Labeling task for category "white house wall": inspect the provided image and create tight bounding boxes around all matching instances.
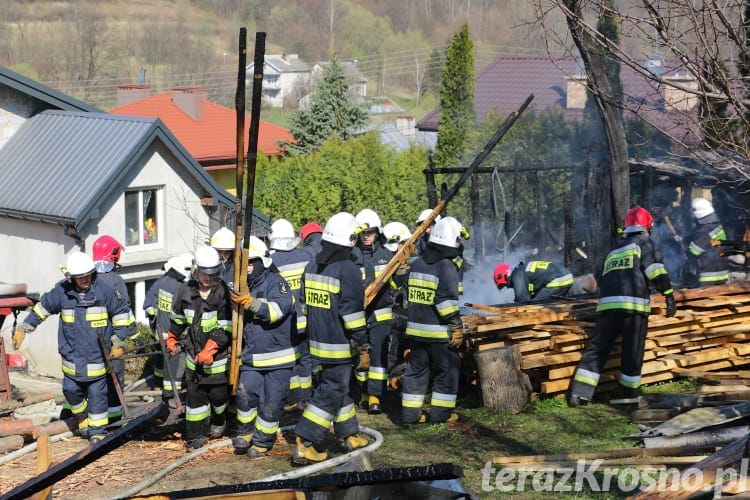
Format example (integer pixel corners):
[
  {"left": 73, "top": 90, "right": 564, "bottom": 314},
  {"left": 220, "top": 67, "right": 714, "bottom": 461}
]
[{"left": 0, "top": 89, "right": 34, "bottom": 148}]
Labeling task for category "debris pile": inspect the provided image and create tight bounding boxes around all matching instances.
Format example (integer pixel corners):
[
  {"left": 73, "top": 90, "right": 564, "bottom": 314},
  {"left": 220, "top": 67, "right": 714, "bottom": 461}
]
[{"left": 463, "top": 281, "right": 750, "bottom": 398}]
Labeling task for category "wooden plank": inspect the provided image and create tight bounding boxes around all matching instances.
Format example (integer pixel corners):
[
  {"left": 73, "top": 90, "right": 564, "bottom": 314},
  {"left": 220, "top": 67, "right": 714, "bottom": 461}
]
[{"left": 492, "top": 445, "right": 717, "bottom": 465}]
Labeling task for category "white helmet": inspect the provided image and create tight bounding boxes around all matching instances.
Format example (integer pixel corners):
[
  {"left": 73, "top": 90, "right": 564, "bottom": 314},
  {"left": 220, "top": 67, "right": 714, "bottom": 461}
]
[
  {"left": 692, "top": 197, "right": 714, "bottom": 219},
  {"left": 195, "top": 245, "right": 222, "bottom": 275},
  {"left": 383, "top": 221, "right": 412, "bottom": 252},
  {"left": 247, "top": 235, "right": 272, "bottom": 268},
  {"left": 269, "top": 218, "right": 300, "bottom": 251},
  {"left": 165, "top": 253, "right": 194, "bottom": 279},
  {"left": 356, "top": 208, "right": 382, "bottom": 233},
  {"left": 210, "top": 227, "right": 235, "bottom": 251},
  {"left": 67, "top": 251, "right": 96, "bottom": 278},
  {"left": 323, "top": 212, "right": 361, "bottom": 247},
  {"left": 416, "top": 209, "right": 441, "bottom": 226},
  {"left": 429, "top": 216, "right": 462, "bottom": 249}
]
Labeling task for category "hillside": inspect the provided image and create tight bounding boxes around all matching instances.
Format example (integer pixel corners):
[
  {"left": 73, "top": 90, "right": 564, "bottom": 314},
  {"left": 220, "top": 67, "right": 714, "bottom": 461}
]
[{"left": 0, "top": 1, "right": 554, "bottom": 112}]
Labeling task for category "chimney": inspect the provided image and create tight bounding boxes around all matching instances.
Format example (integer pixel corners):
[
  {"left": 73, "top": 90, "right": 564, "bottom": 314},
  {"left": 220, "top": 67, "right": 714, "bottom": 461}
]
[
  {"left": 172, "top": 87, "right": 208, "bottom": 121},
  {"left": 396, "top": 115, "right": 416, "bottom": 137},
  {"left": 565, "top": 75, "right": 587, "bottom": 109},
  {"left": 663, "top": 73, "right": 698, "bottom": 112},
  {"left": 116, "top": 84, "right": 151, "bottom": 107}
]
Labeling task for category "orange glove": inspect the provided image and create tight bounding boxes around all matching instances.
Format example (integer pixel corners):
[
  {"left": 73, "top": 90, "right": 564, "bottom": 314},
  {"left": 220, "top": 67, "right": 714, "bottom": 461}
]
[
  {"left": 12, "top": 329, "right": 26, "bottom": 350},
  {"left": 165, "top": 331, "right": 182, "bottom": 356},
  {"left": 230, "top": 289, "right": 254, "bottom": 307},
  {"left": 195, "top": 339, "right": 219, "bottom": 365},
  {"left": 356, "top": 351, "right": 371, "bottom": 371}
]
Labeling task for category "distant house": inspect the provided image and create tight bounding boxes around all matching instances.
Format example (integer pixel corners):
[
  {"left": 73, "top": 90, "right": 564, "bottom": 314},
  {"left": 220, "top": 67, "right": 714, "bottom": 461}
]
[
  {"left": 417, "top": 55, "right": 699, "bottom": 146},
  {"left": 311, "top": 60, "right": 367, "bottom": 100},
  {"left": 110, "top": 86, "right": 295, "bottom": 192},
  {"left": 246, "top": 54, "right": 313, "bottom": 108}
]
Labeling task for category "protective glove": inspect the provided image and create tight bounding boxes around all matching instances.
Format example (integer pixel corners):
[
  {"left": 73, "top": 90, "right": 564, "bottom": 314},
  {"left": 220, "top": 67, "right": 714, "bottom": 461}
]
[
  {"left": 165, "top": 331, "right": 182, "bottom": 356},
  {"left": 110, "top": 335, "right": 125, "bottom": 358},
  {"left": 356, "top": 351, "right": 371, "bottom": 371},
  {"left": 195, "top": 339, "right": 220, "bottom": 365},
  {"left": 729, "top": 254, "right": 747, "bottom": 265},
  {"left": 665, "top": 294, "right": 677, "bottom": 318},
  {"left": 148, "top": 314, "right": 157, "bottom": 331},
  {"left": 230, "top": 289, "right": 261, "bottom": 312},
  {"left": 12, "top": 329, "right": 26, "bottom": 350},
  {"left": 448, "top": 327, "right": 465, "bottom": 350},
  {"left": 673, "top": 235, "right": 683, "bottom": 244}
]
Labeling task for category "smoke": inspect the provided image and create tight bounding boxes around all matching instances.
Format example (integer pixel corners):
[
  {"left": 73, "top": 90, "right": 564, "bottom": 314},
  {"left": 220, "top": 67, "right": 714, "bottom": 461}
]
[
  {"left": 650, "top": 221, "right": 687, "bottom": 284},
  {"left": 461, "top": 248, "right": 536, "bottom": 308}
]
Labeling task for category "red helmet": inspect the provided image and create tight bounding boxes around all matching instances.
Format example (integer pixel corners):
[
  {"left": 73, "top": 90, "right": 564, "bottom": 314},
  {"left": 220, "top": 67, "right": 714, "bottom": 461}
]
[
  {"left": 624, "top": 206, "right": 653, "bottom": 231},
  {"left": 494, "top": 263, "right": 512, "bottom": 288},
  {"left": 300, "top": 222, "right": 323, "bottom": 241},
  {"left": 92, "top": 235, "right": 124, "bottom": 263}
]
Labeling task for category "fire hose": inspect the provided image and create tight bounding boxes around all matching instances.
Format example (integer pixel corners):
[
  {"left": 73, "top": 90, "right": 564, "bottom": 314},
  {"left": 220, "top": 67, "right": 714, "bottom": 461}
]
[{"left": 113, "top": 425, "right": 384, "bottom": 499}]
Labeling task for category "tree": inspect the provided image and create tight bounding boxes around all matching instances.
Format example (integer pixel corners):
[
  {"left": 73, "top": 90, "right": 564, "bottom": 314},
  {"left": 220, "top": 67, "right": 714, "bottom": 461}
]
[
  {"left": 284, "top": 57, "right": 369, "bottom": 155},
  {"left": 535, "top": 1, "right": 750, "bottom": 180},
  {"left": 255, "top": 132, "right": 428, "bottom": 227},
  {"left": 433, "top": 23, "right": 475, "bottom": 169}
]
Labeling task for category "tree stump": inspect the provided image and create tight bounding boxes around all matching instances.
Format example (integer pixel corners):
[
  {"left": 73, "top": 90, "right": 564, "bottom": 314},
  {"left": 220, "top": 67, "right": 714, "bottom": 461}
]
[{"left": 473, "top": 345, "right": 532, "bottom": 413}]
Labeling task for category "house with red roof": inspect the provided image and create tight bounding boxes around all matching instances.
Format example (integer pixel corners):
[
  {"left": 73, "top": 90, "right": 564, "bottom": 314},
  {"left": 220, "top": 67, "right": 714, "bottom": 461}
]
[{"left": 110, "top": 85, "right": 294, "bottom": 193}]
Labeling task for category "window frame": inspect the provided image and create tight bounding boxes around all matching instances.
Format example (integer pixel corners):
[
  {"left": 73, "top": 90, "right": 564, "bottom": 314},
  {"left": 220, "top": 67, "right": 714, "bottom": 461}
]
[{"left": 124, "top": 186, "right": 163, "bottom": 249}]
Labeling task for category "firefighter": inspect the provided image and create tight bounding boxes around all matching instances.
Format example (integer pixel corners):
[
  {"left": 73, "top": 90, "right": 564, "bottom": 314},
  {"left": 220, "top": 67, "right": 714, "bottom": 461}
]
[
  {"left": 91, "top": 235, "right": 137, "bottom": 422},
  {"left": 167, "top": 245, "right": 232, "bottom": 449},
  {"left": 494, "top": 260, "right": 575, "bottom": 303},
  {"left": 292, "top": 212, "right": 370, "bottom": 466},
  {"left": 299, "top": 221, "right": 324, "bottom": 258},
  {"left": 687, "top": 197, "right": 729, "bottom": 287},
  {"left": 267, "top": 219, "right": 315, "bottom": 413},
  {"left": 143, "top": 253, "right": 193, "bottom": 422},
  {"left": 210, "top": 226, "right": 236, "bottom": 288},
  {"left": 229, "top": 236, "right": 296, "bottom": 458},
  {"left": 12, "top": 251, "right": 132, "bottom": 443},
  {"left": 568, "top": 206, "right": 677, "bottom": 406},
  {"left": 352, "top": 208, "right": 394, "bottom": 415},
  {"left": 401, "top": 217, "right": 464, "bottom": 425},
  {"left": 382, "top": 221, "right": 413, "bottom": 390},
  {"left": 414, "top": 209, "right": 441, "bottom": 256}
]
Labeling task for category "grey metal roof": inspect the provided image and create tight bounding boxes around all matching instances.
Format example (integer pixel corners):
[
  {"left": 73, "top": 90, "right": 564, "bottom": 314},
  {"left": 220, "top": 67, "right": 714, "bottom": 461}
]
[
  {"left": 247, "top": 54, "right": 311, "bottom": 75},
  {"left": 0, "top": 66, "right": 101, "bottom": 112},
  {"left": 0, "top": 110, "right": 235, "bottom": 229}
]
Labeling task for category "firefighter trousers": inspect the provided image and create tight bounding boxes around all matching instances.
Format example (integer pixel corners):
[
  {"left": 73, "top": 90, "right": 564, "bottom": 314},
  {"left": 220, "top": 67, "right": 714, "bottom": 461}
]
[
  {"left": 295, "top": 363, "right": 359, "bottom": 446},
  {"left": 236, "top": 367, "right": 292, "bottom": 449},
  {"left": 184, "top": 380, "right": 230, "bottom": 442},
  {"left": 63, "top": 375, "right": 108, "bottom": 437},
  {"left": 287, "top": 341, "right": 313, "bottom": 405},
  {"left": 365, "top": 321, "right": 391, "bottom": 397},
  {"left": 107, "top": 358, "right": 126, "bottom": 421},
  {"left": 570, "top": 312, "right": 648, "bottom": 400},
  {"left": 401, "top": 340, "right": 460, "bottom": 424}
]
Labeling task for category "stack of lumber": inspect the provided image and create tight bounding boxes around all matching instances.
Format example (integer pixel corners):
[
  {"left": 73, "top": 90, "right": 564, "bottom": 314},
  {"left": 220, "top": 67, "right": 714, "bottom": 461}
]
[{"left": 463, "top": 281, "right": 750, "bottom": 397}]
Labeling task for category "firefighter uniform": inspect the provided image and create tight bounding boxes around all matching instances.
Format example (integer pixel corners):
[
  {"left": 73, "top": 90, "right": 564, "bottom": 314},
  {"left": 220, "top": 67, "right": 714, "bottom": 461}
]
[
  {"left": 234, "top": 259, "right": 296, "bottom": 452},
  {"left": 688, "top": 212, "right": 729, "bottom": 286},
  {"left": 95, "top": 269, "right": 136, "bottom": 420},
  {"left": 294, "top": 242, "right": 368, "bottom": 449},
  {"left": 19, "top": 276, "right": 132, "bottom": 439},
  {"left": 401, "top": 219, "right": 463, "bottom": 425},
  {"left": 570, "top": 217, "right": 674, "bottom": 402},
  {"left": 170, "top": 276, "right": 232, "bottom": 446},
  {"left": 352, "top": 235, "right": 394, "bottom": 407},
  {"left": 510, "top": 261, "right": 574, "bottom": 302},
  {"left": 271, "top": 246, "right": 314, "bottom": 408},
  {"left": 144, "top": 266, "right": 188, "bottom": 408}
]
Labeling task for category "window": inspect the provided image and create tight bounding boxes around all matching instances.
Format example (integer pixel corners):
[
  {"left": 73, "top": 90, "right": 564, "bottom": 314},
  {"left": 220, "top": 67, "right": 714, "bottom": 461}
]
[{"left": 125, "top": 188, "right": 160, "bottom": 246}]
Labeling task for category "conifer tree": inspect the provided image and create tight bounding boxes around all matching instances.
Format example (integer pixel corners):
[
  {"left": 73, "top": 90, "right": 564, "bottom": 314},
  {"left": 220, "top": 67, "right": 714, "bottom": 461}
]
[
  {"left": 433, "top": 23, "right": 475, "bottom": 168},
  {"left": 284, "top": 57, "right": 369, "bottom": 155}
]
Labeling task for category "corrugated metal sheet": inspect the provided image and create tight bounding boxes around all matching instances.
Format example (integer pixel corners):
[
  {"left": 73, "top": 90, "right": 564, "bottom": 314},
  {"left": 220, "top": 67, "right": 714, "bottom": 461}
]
[{"left": 0, "top": 111, "right": 237, "bottom": 228}]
